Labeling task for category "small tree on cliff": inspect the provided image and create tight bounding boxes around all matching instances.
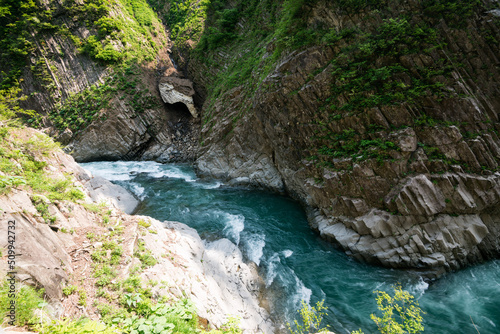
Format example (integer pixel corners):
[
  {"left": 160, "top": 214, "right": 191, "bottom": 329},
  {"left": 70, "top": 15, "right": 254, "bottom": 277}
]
[
  {"left": 352, "top": 284, "right": 425, "bottom": 334},
  {"left": 289, "top": 285, "right": 425, "bottom": 334}
]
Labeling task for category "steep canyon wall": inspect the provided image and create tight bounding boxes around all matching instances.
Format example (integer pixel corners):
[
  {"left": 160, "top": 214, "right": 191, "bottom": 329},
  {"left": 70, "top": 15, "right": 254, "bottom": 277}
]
[{"left": 177, "top": 0, "right": 500, "bottom": 276}]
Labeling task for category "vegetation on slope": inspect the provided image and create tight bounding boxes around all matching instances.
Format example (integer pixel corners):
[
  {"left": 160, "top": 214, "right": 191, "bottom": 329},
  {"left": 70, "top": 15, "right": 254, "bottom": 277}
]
[
  {"left": 0, "top": 0, "right": 163, "bottom": 87},
  {"left": 152, "top": 0, "right": 499, "bottom": 173},
  {"left": 48, "top": 64, "right": 160, "bottom": 133},
  {"left": 0, "top": 90, "right": 243, "bottom": 333},
  {"left": 0, "top": 0, "right": 168, "bottom": 135},
  {"left": 0, "top": 88, "right": 85, "bottom": 205}
]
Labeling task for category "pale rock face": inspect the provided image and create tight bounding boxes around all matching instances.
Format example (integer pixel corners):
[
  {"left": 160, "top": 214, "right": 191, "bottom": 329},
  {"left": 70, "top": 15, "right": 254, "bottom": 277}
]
[
  {"left": 158, "top": 77, "right": 198, "bottom": 118},
  {"left": 0, "top": 129, "right": 272, "bottom": 332},
  {"left": 83, "top": 175, "right": 139, "bottom": 214},
  {"left": 142, "top": 221, "right": 274, "bottom": 333}
]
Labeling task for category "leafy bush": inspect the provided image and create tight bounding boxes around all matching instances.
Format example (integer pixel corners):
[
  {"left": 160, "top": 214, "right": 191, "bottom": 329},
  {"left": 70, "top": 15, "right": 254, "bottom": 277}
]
[
  {"left": 352, "top": 285, "right": 425, "bottom": 334},
  {"left": 35, "top": 318, "right": 120, "bottom": 334},
  {"left": 288, "top": 286, "right": 424, "bottom": 334},
  {"left": 96, "top": 17, "right": 122, "bottom": 37},
  {"left": 0, "top": 280, "right": 45, "bottom": 326},
  {"left": 62, "top": 285, "right": 77, "bottom": 296},
  {"left": 165, "top": 0, "right": 211, "bottom": 48},
  {"left": 113, "top": 299, "right": 198, "bottom": 334},
  {"left": 287, "top": 300, "right": 329, "bottom": 334},
  {"left": 0, "top": 85, "right": 35, "bottom": 121}
]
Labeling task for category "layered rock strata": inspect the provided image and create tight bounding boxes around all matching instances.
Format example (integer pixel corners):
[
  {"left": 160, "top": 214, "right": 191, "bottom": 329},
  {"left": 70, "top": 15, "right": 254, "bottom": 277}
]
[
  {"left": 14, "top": 0, "right": 200, "bottom": 163},
  {"left": 192, "top": 0, "right": 500, "bottom": 275}
]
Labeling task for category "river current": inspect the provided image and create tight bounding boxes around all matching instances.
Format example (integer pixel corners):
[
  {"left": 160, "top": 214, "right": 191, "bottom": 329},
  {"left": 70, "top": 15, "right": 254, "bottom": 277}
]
[{"left": 81, "top": 161, "right": 500, "bottom": 334}]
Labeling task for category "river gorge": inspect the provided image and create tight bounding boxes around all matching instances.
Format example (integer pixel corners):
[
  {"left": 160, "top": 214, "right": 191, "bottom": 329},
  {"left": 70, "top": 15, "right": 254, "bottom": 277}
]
[
  {"left": 2, "top": 0, "right": 500, "bottom": 332},
  {"left": 82, "top": 161, "right": 500, "bottom": 334}
]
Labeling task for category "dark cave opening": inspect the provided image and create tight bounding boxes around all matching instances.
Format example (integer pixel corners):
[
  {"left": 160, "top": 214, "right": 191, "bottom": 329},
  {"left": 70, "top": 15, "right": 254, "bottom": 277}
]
[{"left": 165, "top": 101, "right": 193, "bottom": 120}]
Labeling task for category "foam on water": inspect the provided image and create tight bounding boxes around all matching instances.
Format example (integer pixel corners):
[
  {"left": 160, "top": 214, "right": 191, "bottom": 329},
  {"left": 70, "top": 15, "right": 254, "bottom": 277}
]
[
  {"left": 222, "top": 213, "right": 245, "bottom": 245},
  {"left": 282, "top": 250, "right": 293, "bottom": 258},
  {"left": 82, "top": 161, "right": 138, "bottom": 181},
  {"left": 196, "top": 181, "right": 222, "bottom": 189},
  {"left": 410, "top": 277, "right": 429, "bottom": 298},
  {"left": 129, "top": 182, "right": 146, "bottom": 200},
  {"left": 291, "top": 275, "right": 312, "bottom": 306},
  {"left": 265, "top": 253, "right": 281, "bottom": 287},
  {"left": 81, "top": 161, "right": 196, "bottom": 183},
  {"left": 245, "top": 234, "right": 266, "bottom": 266},
  {"left": 149, "top": 166, "right": 196, "bottom": 182}
]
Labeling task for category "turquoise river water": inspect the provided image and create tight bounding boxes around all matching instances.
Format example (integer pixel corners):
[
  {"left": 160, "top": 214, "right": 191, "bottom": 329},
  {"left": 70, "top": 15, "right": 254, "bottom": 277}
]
[{"left": 81, "top": 161, "right": 500, "bottom": 334}]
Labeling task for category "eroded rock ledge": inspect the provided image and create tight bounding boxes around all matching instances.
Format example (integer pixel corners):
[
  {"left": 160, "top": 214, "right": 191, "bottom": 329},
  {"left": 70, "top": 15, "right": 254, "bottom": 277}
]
[{"left": 159, "top": 77, "right": 198, "bottom": 118}]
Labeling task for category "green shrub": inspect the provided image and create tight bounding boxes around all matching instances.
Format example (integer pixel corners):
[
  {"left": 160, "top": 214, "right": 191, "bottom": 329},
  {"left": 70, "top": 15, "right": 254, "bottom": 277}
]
[
  {"left": 35, "top": 318, "right": 120, "bottom": 334},
  {"left": 0, "top": 280, "right": 45, "bottom": 326},
  {"left": 62, "top": 285, "right": 77, "bottom": 296},
  {"left": 287, "top": 300, "right": 328, "bottom": 334},
  {"left": 0, "top": 85, "right": 35, "bottom": 121},
  {"left": 113, "top": 299, "right": 198, "bottom": 334},
  {"left": 288, "top": 286, "right": 424, "bottom": 334},
  {"left": 352, "top": 285, "right": 424, "bottom": 334}
]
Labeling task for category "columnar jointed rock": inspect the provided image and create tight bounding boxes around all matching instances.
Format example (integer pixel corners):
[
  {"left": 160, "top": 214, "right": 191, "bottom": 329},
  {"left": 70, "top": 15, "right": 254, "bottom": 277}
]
[{"left": 159, "top": 77, "right": 198, "bottom": 118}]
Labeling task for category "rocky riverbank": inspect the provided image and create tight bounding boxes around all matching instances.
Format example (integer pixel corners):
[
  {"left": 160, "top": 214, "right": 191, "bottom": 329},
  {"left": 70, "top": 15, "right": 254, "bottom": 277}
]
[{"left": 0, "top": 127, "right": 273, "bottom": 333}]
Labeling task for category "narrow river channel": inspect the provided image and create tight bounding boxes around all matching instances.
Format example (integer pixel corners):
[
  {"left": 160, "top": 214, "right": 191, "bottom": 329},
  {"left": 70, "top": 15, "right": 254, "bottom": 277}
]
[{"left": 81, "top": 161, "right": 500, "bottom": 334}]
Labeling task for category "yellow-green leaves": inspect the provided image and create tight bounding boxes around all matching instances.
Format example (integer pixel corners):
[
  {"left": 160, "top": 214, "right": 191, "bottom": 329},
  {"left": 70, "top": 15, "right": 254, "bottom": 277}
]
[
  {"left": 370, "top": 285, "right": 425, "bottom": 334},
  {"left": 287, "top": 300, "right": 329, "bottom": 334}
]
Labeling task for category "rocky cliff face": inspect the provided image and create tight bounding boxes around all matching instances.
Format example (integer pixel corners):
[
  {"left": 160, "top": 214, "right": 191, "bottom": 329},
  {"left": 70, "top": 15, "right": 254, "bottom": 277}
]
[
  {"left": 8, "top": 0, "right": 200, "bottom": 163},
  {"left": 8, "top": 0, "right": 500, "bottom": 277},
  {"left": 185, "top": 0, "right": 500, "bottom": 276}
]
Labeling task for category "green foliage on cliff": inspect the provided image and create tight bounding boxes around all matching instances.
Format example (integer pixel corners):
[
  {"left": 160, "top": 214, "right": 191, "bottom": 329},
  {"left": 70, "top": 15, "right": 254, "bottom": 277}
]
[
  {"left": 0, "top": 85, "right": 35, "bottom": 122},
  {"left": 0, "top": 0, "right": 165, "bottom": 92},
  {"left": 160, "top": 0, "right": 492, "bottom": 173},
  {"left": 328, "top": 18, "right": 447, "bottom": 113},
  {"left": 171, "top": 0, "right": 490, "bottom": 172},
  {"left": 352, "top": 285, "right": 425, "bottom": 334},
  {"left": 0, "top": 281, "right": 45, "bottom": 327},
  {"left": 164, "top": 0, "right": 484, "bottom": 110},
  {"left": 162, "top": 0, "right": 211, "bottom": 47},
  {"left": 0, "top": 0, "right": 37, "bottom": 88},
  {"left": 0, "top": 90, "right": 85, "bottom": 202},
  {"left": 49, "top": 64, "right": 160, "bottom": 133},
  {"left": 0, "top": 125, "right": 85, "bottom": 201},
  {"left": 79, "top": 0, "right": 164, "bottom": 64}
]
